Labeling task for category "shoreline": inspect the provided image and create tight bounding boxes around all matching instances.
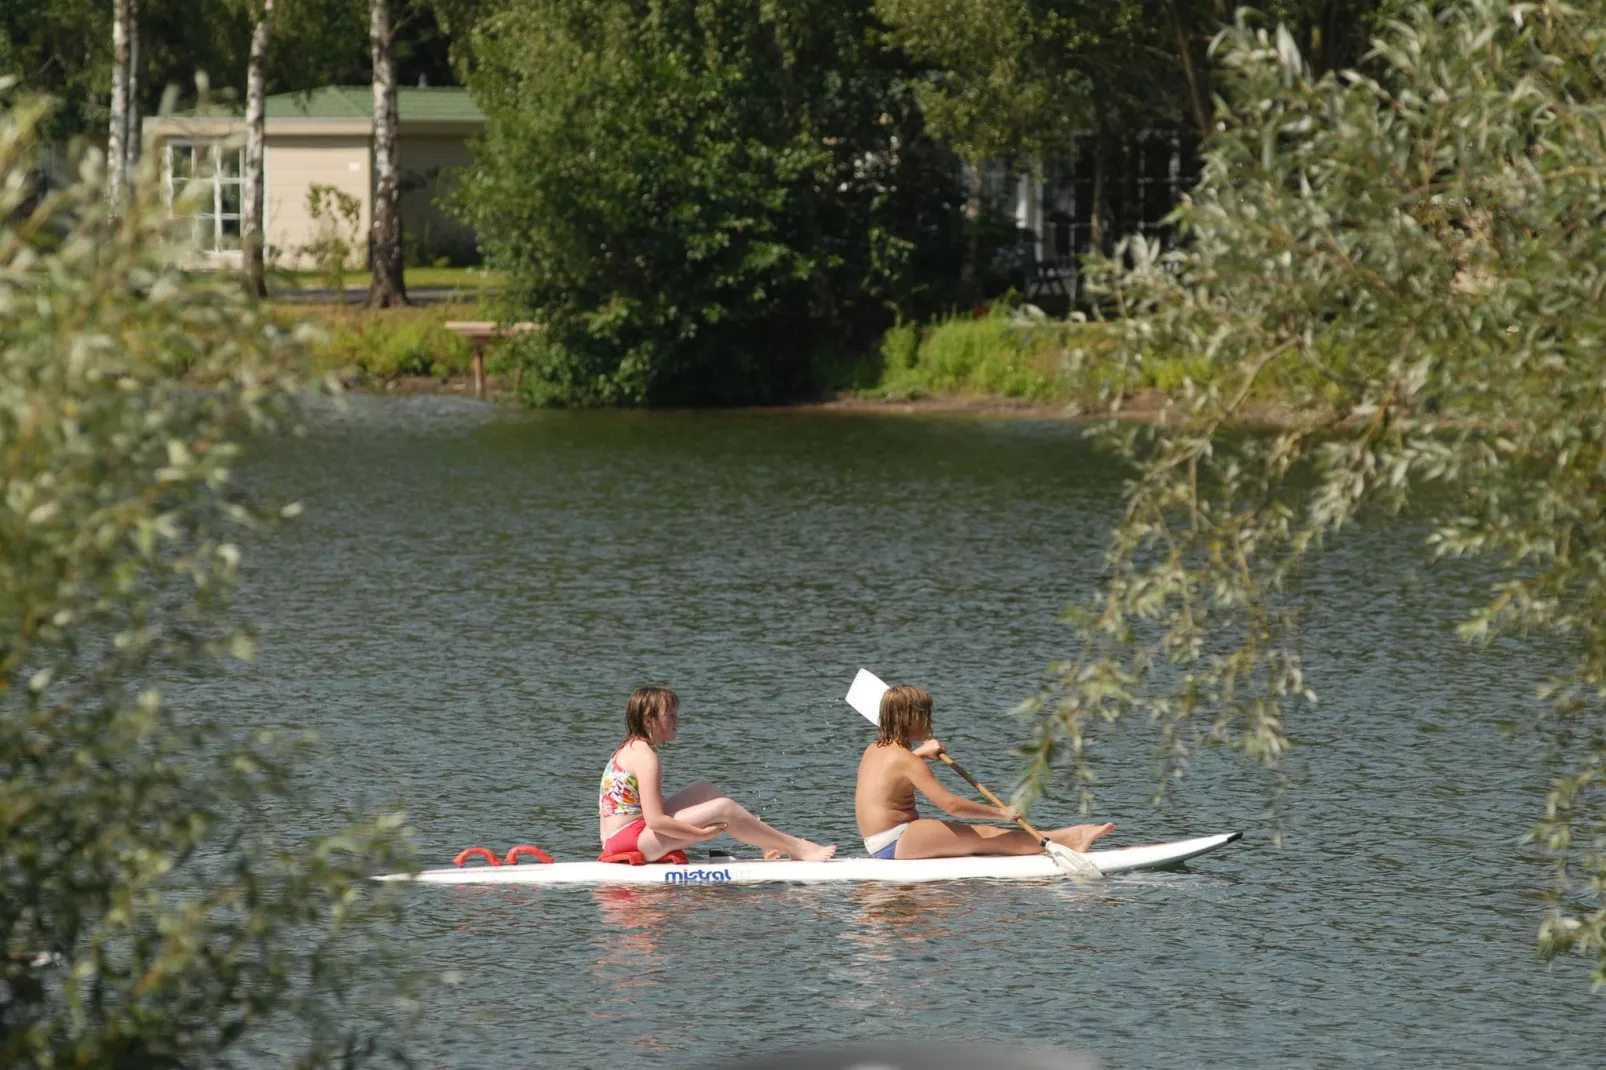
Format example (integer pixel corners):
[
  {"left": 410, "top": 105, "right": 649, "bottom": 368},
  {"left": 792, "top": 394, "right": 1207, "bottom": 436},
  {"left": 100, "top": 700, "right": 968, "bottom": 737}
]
[{"left": 362, "top": 373, "right": 1307, "bottom": 426}]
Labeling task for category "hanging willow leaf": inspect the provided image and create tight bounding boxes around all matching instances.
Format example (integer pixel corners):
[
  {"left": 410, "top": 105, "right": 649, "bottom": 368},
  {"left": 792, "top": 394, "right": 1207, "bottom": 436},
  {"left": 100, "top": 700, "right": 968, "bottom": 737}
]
[
  {"left": 1022, "top": 0, "right": 1606, "bottom": 988},
  {"left": 1, "top": 92, "right": 416, "bottom": 1067}
]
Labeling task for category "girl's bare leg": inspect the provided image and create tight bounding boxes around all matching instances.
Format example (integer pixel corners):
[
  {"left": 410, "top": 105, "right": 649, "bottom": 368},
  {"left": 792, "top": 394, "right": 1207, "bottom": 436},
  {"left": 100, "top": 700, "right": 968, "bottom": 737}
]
[
  {"left": 663, "top": 780, "right": 721, "bottom": 810},
  {"left": 635, "top": 783, "right": 836, "bottom": 862},
  {"left": 634, "top": 781, "right": 720, "bottom": 860},
  {"left": 635, "top": 827, "right": 703, "bottom": 861},
  {"left": 895, "top": 819, "right": 1114, "bottom": 859}
]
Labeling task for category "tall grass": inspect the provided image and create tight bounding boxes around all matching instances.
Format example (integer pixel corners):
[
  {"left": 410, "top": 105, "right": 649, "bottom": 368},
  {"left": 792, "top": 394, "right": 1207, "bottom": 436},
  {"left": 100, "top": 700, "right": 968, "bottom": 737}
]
[
  {"left": 876, "top": 308, "right": 1074, "bottom": 399},
  {"left": 289, "top": 304, "right": 477, "bottom": 382},
  {"left": 870, "top": 307, "right": 1230, "bottom": 405}
]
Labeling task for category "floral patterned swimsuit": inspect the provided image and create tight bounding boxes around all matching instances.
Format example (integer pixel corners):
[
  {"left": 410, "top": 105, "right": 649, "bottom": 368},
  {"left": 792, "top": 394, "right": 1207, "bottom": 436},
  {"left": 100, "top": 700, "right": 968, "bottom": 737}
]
[{"left": 599, "top": 747, "right": 646, "bottom": 852}]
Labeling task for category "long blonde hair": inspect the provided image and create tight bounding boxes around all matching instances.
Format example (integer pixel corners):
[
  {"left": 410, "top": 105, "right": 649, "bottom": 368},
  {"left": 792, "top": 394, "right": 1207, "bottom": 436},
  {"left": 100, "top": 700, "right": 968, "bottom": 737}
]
[
  {"left": 877, "top": 685, "right": 932, "bottom": 748},
  {"left": 624, "top": 686, "right": 678, "bottom": 746}
]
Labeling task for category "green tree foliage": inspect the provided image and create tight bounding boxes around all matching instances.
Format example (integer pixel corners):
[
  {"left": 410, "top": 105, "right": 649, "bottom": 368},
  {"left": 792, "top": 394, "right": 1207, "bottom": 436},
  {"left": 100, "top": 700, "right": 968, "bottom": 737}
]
[
  {"left": 1020, "top": 0, "right": 1606, "bottom": 986},
  {"left": 876, "top": 0, "right": 1384, "bottom": 161},
  {"left": 1158, "top": 0, "right": 1384, "bottom": 135},
  {"left": 0, "top": 94, "right": 415, "bottom": 1065},
  {"left": 875, "top": 0, "right": 1093, "bottom": 166},
  {"left": 0, "top": 1, "right": 458, "bottom": 142},
  {"left": 873, "top": 0, "right": 1105, "bottom": 290},
  {"left": 456, "top": 0, "right": 971, "bottom": 406},
  {"left": 0, "top": 1, "right": 245, "bottom": 140},
  {"left": 302, "top": 181, "right": 365, "bottom": 296}
]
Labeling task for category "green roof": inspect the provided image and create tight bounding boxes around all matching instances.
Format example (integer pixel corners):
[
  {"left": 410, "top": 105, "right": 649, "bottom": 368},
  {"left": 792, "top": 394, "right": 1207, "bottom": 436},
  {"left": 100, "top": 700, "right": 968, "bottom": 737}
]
[{"left": 263, "top": 85, "right": 482, "bottom": 123}]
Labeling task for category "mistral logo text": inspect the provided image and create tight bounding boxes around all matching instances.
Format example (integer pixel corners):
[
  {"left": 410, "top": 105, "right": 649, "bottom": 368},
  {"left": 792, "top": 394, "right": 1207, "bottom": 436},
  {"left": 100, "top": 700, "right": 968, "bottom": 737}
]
[{"left": 663, "top": 868, "right": 733, "bottom": 884}]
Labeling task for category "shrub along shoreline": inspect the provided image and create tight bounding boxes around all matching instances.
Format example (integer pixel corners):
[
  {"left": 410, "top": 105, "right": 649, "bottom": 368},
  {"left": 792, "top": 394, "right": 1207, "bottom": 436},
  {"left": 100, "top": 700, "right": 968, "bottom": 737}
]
[
  {"left": 821, "top": 307, "right": 1300, "bottom": 425},
  {"left": 284, "top": 299, "right": 1311, "bottom": 422},
  {"left": 279, "top": 302, "right": 479, "bottom": 389}
]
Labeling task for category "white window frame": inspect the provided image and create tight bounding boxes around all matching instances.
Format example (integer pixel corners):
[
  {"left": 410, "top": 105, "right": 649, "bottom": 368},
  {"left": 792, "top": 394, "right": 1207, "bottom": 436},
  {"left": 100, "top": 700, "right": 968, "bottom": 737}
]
[{"left": 163, "top": 139, "right": 247, "bottom": 256}]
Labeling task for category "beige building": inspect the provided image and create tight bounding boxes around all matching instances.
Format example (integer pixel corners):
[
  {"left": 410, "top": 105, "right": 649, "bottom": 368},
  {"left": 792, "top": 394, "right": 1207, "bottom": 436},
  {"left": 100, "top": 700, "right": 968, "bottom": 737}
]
[{"left": 142, "top": 85, "right": 484, "bottom": 269}]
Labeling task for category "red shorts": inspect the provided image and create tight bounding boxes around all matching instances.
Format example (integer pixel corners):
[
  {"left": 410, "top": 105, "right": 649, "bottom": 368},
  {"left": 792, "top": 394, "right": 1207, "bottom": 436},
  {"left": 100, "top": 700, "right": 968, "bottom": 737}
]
[{"left": 602, "top": 818, "right": 646, "bottom": 855}]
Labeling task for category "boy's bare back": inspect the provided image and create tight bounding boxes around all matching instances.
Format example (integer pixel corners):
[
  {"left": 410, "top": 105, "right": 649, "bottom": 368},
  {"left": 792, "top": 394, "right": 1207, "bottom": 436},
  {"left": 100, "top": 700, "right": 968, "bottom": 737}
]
[{"left": 855, "top": 743, "right": 922, "bottom": 838}]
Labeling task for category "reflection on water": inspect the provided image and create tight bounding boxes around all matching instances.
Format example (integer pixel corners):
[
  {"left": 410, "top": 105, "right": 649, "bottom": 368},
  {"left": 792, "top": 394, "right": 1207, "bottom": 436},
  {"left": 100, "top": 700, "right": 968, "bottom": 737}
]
[
  {"left": 591, "top": 886, "right": 678, "bottom": 979},
  {"left": 587, "top": 887, "right": 692, "bottom": 1060},
  {"left": 212, "top": 399, "right": 1606, "bottom": 1069},
  {"left": 845, "top": 882, "right": 973, "bottom": 941}
]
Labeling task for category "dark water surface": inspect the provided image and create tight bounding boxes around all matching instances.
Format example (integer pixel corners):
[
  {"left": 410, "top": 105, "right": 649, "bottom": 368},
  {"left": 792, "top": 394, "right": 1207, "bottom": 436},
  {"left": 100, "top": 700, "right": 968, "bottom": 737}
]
[{"left": 223, "top": 396, "right": 1601, "bottom": 1068}]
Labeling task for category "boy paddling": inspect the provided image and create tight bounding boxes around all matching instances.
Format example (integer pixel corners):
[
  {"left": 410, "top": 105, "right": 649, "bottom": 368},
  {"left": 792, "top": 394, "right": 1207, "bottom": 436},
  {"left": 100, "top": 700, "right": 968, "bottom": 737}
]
[{"left": 855, "top": 684, "right": 1114, "bottom": 860}]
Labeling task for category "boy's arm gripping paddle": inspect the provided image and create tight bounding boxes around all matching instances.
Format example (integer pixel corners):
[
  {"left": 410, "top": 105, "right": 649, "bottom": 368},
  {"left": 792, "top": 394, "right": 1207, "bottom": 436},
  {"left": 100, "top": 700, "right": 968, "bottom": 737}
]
[
  {"left": 931, "top": 753, "right": 1100, "bottom": 879},
  {"left": 843, "top": 669, "right": 1101, "bottom": 880}
]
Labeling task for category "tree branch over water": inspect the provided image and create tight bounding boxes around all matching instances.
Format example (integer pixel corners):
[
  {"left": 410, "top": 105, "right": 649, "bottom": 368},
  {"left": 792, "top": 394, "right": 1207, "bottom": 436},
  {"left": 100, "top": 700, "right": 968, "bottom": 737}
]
[
  {"left": 0, "top": 89, "right": 416, "bottom": 1067},
  {"left": 1019, "top": 0, "right": 1606, "bottom": 988}
]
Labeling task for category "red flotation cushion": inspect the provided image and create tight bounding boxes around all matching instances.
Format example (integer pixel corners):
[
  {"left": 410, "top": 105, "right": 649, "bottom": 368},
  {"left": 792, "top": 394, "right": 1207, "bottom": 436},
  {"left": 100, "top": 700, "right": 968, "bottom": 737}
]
[{"left": 597, "top": 849, "right": 689, "bottom": 866}]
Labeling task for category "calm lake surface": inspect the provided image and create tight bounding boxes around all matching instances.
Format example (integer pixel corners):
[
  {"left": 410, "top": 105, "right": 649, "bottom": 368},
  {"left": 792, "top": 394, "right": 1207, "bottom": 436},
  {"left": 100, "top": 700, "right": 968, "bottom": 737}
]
[{"left": 225, "top": 396, "right": 1604, "bottom": 1068}]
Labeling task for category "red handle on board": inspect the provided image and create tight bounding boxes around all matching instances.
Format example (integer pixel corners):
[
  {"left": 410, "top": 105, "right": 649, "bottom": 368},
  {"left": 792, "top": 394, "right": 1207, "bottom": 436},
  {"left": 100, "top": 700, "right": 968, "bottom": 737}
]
[{"left": 453, "top": 846, "right": 501, "bottom": 867}]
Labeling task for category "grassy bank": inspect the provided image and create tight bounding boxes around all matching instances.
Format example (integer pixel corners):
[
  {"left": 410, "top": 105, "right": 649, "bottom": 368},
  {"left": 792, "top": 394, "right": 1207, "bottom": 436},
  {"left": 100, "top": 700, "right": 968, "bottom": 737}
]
[
  {"left": 274, "top": 297, "right": 1217, "bottom": 412},
  {"left": 270, "top": 266, "right": 505, "bottom": 298},
  {"left": 865, "top": 307, "right": 1211, "bottom": 411},
  {"left": 275, "top": 301, "right": 482, "bottom": 386}
]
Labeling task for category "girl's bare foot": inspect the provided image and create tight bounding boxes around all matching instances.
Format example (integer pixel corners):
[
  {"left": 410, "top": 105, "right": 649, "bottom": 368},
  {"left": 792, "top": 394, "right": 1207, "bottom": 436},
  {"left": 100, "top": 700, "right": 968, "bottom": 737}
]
[
  {"left": 1051, "top": 822, "right": 1116, "bottom": 853},
  {"left": 795, "top": 842, "right": 837, "bottom": 862}
]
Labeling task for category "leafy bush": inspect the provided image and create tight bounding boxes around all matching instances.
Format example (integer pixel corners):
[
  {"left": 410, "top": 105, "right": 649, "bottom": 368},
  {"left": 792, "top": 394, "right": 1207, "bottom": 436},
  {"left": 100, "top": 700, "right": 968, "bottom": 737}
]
[
  {"left": 1024, "top": 0, "right": 1606, "bottom": 989},
  {"left": 307, "top": 309, "right": 474, "bottom": 381},
  {"left": 1, "top": 94, "right": 414, "bottom": 1066},
  {"left": 874, "top": 308, "right": 1075, "bottom": 399},
  {"left": 456, "top": 0, "right": 974, "bottom": 406},
  {"left": 868, "top": 306, "right": 1231, "bottom": 404},
  {"left": 879, "top": 319, "right": 921, "bottom": 376},
  {"left": 922, "top": 314, "right": 1059, "bottom": 397},
  {"left": 299, "top": 183, "right": 364, "bottom": 299}
]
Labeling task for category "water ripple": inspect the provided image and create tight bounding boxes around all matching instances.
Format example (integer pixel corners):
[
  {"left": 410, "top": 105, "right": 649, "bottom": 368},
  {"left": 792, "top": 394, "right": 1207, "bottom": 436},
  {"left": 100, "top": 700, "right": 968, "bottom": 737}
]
[{"left": 195, "top": 405, "right": 1606, "bottom": 1069}]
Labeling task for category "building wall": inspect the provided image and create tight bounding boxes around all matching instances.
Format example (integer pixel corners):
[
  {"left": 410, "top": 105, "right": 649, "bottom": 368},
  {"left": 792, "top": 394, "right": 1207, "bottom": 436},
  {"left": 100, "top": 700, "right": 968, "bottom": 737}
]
[
  {"left": 399, "top": 134, "right": 479, "bottom": 265},
  {"left": 265, "top": 135, "right": 373, "bottom": 270},
  {"left": 145, "top": 118, "right": 483, "bottom": 272}
]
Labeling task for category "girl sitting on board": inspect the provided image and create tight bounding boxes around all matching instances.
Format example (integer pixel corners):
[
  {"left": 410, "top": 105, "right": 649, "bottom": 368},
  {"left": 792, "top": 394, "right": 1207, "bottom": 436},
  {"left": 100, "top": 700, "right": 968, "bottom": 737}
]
[
  {"left": 856, "top": 684, "right": 1114, "bottom": 860},
  {"left": 600, "top": 686, "right": 837, "bottom": 862}
]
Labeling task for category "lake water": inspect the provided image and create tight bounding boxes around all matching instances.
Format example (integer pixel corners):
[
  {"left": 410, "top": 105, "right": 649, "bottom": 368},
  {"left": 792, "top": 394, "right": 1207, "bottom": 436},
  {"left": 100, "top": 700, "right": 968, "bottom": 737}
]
[{"left": 227, "top": 396, "right": 1604, "bottom": 1068}]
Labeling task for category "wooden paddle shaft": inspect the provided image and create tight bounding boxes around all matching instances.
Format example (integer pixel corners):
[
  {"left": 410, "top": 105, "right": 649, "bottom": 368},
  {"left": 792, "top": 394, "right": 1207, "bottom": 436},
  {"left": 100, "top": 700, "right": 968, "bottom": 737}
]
[{"left": 937, "top": 753, "right": 1050, "bottom": 846}]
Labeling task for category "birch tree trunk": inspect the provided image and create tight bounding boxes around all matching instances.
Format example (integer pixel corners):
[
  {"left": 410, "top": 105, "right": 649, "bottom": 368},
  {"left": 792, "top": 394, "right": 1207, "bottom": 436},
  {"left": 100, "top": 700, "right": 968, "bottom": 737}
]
[
  {"left": 243, "top": 0, "right": 275, "bottom": 297},
  {"left": 125, "top": 0, "right": 141, "bottom": 177},
  {"left": 367, "top": 0, "right": 407, "bottom": 307},
  {"left": 108, "top": 0, "right": 130, "bottom": 204}
]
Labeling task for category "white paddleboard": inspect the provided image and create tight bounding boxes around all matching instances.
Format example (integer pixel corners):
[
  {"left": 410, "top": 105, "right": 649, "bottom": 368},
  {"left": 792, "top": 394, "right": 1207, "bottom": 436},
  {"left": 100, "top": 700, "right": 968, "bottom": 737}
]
[{"left": 375, "top": 831, "right": 1241, "bottom": 886}]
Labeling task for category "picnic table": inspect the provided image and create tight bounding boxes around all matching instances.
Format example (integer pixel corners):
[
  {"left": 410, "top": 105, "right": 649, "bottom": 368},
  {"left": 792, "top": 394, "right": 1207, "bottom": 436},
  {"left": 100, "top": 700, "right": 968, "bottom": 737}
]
[{"left": 443, "top": 321, "right": 540, "bottom": 399}]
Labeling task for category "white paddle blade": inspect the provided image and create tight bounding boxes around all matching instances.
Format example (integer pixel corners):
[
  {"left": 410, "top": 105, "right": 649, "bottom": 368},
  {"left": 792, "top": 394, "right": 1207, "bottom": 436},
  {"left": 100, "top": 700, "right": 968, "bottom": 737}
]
[
  {"left": 844, "top": 668, "right": 890, "bottom": 726},
  {"left": 1046, "top": 842, "right": 1102, "bottom": 880}
]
